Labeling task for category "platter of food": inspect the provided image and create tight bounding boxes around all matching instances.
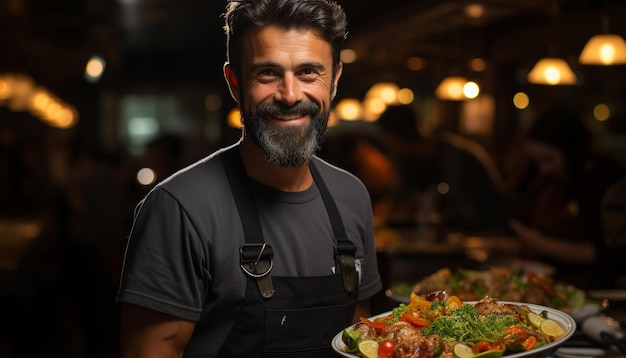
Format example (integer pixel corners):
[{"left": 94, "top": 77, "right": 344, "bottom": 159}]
[
  {"left": 332, "top": 294, "right": 576, "bottom": 358},
  {"left": 388, "top": 267, "right": 587, "bottom": 313}
]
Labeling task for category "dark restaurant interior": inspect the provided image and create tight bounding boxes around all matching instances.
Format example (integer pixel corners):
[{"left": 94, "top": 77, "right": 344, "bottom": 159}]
[{"left": 2, "top": 0, "right": 626, "bottom": 356}]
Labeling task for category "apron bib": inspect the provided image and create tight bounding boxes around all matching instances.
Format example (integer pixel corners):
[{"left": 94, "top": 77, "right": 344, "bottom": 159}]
[{"left": 216, "top": 147, "right": 358, "bottom": 357}]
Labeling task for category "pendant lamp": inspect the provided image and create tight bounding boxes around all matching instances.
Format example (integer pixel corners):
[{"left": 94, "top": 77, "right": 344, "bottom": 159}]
[
  {"left": 579, "top": 34, "right": 626, "bottom": 65},
  {"left": 579, "top": 12, "right": 626, "bottom": 66},
  {"left": 527, "top": 57, "right": 577, "bottom": 85}
]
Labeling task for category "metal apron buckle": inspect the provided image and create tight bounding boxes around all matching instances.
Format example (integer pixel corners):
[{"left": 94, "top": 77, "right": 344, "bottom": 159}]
[{"left": 240, "top": 243, "right": 275, "bottom": 299}]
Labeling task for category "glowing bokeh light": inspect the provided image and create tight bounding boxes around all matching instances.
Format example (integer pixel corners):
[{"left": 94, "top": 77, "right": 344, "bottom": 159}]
[
  {"left": 513, "top": 92, "right": 530, "bottom": 109},
  {"left": 593, "top": 103, "right": 611, "bottom": 122},
  {"left": 137, "top": 167, "right": 156, "bottom": 186},
  {"left": 340, "top": 49, "right": 357, "bottom": 63},
  {"left": 335, "top": 98, "right": 363, "bottom": 121},
  {"left": 85, "top": 55, "right": 106, "bottom": 82},
  {"left": 227, "top": 108, "right": 242, "bottom": 128},
  {"left": 407, "top": 57, "right": 425, "bottom": 71},
  {"left": 463, "top": 81, "right": 480, "bottom": 99},
  {"left": 397, "top": 88, "right": 414, "bottom": 104}
]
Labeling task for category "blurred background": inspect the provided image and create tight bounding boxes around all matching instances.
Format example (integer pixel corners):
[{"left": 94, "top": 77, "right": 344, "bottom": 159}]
[{"left": 1, "top": 0, "right": 626, "bottom": 357}]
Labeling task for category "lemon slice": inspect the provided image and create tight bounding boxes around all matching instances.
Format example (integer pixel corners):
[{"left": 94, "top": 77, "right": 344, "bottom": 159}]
[
  {"left": 358, "top": 340, "right": 379, "bottom": 358},
  {"left": 527, "top": 312, "right": 545, "bottom": 328},
  {"left": 540, "top": 319, "right": 566, "bottom": 338},
  {"left": 453, "top": 343, "right": 474, "bottom": 358},
  {"left": 473, "top": 350, "right": 504, "bottom": 358}
]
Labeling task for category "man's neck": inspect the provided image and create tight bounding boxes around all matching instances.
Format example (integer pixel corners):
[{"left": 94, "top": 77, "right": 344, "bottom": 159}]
[{"left": 238, "top": 139, "right": 313, "bottom": 192}]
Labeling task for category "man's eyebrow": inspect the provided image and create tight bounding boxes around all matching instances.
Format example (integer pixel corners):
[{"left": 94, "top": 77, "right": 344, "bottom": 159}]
[
  {"left": 297, "top": 61, "right": 326, "bottom": 70},
  {"left": 249, "top": 61, "right": 280, "bottom": 71},
  {"left": 249, "top": 61, "right": 327, "bottom": 71}
]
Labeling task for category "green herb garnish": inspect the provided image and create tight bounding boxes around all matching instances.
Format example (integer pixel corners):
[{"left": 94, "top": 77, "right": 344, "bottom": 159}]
[{"left": 422, "top": 304, "right": 518, "bottom": 344}]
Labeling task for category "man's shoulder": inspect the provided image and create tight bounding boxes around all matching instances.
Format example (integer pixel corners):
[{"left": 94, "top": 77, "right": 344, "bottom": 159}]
[
  {"left": 312, "top": 156, "right": 370, "bottom": 200},
  {"left": 313, "top": 156, "right": 360, "bottom": 181},
  {"left": 152, "top": 145, "right": 236, "bottom": 202}
]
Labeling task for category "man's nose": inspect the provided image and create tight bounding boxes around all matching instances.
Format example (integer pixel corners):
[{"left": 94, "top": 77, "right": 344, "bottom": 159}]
[{"left": 275, "top": 73, "right": 302, "bottom": 106}]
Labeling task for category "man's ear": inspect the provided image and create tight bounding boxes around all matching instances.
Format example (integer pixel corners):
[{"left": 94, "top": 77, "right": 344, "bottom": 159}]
[
  {"left": 224, "top": 63, "right": 240, "bottom": 103},
  {"left": 331, "top": 62, "right": 343, "bottom": 100}
]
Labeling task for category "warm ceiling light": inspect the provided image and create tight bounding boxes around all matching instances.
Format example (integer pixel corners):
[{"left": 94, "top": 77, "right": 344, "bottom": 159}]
[
  {"left": 397, "top": 88, "right": 415, "bottom": 104},
  {"left": 366, "top": 82, "right": 400, "bottom": 105},
  {"left": 362, "top": 97, "right": 387, "bottom": 122},
  {"left": 463, "top": 81, "right": 480, "bottom": 99},
  {"left": 527, "top": 57, "right": 577, "bottom": 85},
  {"left": 465, "top": 3, "right": 484, "bottom": 18},
  {"left": 334, "top": 98, "right": 363, "bottom": 121},
  {"left": 579, "top": 34, "right": 626, "bottom": 65},
  {"left": 435, "top": 76, "right": 468, "bottom": 100},
  {"left": 85, "top": 55, "right": 106, "bottom": 83}
]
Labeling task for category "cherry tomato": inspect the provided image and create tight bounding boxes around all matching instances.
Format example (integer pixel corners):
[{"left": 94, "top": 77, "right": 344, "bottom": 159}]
[
  {"left": 378, "top": 339, "right": 396, "bottom": 358},
  {"left": 474, "top": 341, "right": 491, "bottom": 353}
]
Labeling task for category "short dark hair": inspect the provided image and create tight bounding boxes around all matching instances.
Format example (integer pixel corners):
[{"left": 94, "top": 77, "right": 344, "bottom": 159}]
[{"left": 223, "top": 0, "right": 348, "bottom": 80}]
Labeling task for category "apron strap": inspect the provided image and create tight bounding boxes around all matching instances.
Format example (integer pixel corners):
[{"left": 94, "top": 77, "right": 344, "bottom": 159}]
[
  {"left": 309, "top": 161, "right": 357, "bottom": 293},
  {"left": 222, "top": 148, "right": 275, "bottom": 299},
  {"left": 222, "top": 146, "right": 357, "bottom": 295}
]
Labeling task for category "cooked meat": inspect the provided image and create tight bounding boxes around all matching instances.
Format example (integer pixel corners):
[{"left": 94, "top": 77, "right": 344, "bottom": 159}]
[
  {"left": 380, "top": 321, "right": 416, "bottom": 340},
  {"left": 474, "top": 297, "right": 529, "bottom": 317},
  {"left": 395, "top": 332, "right": 450, "bottom": 358},
  {"left": 352, "top": 322, "right": 378, "bottom": 341},
  {"left": 381, "top": 322, "right": 451, "bottom": 358}
]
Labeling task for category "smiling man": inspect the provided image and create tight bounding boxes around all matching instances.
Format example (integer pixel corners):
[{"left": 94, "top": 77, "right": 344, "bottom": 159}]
[{"left": 117, "top": 0, "right": 382, "bottom": 357}]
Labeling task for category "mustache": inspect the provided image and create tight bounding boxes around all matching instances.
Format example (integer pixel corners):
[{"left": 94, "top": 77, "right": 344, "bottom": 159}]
[{"left": 255, "top": 101, "right": 320, "bottom": 118}]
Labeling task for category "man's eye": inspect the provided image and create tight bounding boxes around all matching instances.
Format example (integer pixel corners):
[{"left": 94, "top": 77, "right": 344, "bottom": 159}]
[
  {"left": 298, "top": 68, "right": 320, "bottom": 79},
  {"left": 260, "top": 69, "right": 274, "bottom": 76}
]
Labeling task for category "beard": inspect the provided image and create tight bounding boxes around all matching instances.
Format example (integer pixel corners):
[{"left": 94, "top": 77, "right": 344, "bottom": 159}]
[{"left": 241, "top": 100, "right": 329, "bottom": 167}]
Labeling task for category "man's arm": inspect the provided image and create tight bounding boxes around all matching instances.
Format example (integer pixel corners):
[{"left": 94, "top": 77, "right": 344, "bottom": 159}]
[
  {"left": 352, "top": 299, "right": 371, "bottom": 323},
  {"left": 120, "top": 303, "right": 196, "bottom": 358}
]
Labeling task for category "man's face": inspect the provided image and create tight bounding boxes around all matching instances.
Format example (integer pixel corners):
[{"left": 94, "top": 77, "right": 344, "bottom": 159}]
[{"left": 235, "top": 25, "right": 341, "bottom": 167}]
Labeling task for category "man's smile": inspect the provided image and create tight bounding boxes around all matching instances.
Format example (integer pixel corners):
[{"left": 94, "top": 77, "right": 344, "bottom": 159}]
[{"left": 268, "top": 114, "right": 309, "bottom": 123}]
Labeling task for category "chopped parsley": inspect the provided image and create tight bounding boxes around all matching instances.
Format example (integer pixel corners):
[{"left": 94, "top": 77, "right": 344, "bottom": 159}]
[
  {"left": 422, "top": 304, "right": 518, "bottom": 344},
  {"left": 388, "top": 303, "right": 407, "bottom": 323}
]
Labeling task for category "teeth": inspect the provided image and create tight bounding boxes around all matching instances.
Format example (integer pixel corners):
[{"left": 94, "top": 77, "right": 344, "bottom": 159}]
[{"left": 276, "top": 114, "right": 302, "bottom": 120}]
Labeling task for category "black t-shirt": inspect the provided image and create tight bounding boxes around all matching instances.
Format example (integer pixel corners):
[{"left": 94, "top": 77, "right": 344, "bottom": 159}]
[{"left": 117, "top": 143, "right": 382, "bottom": 356}]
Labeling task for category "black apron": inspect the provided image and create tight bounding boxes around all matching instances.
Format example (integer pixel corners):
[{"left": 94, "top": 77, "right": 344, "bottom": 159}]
[{"left": 216, "top": 147, "right": 358, "bottom": 357}]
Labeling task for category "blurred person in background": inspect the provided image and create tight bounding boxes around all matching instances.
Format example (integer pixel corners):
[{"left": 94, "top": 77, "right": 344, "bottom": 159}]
[
  {"left": 375, "top": 104, "right": 509, "bottom": 233},
  {"left": 320, "top": 127, "right": 397, "bottom": 226},
  {"left": 509, "top": 106, "right": 625, "bottom": 289},
  {"left": 116, "top": 0, "right": 382, "bottom": 357}
]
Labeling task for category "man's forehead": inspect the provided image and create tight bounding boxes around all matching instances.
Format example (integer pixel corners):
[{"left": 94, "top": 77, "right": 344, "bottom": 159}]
[{"left": 242, "top": 25, "right": 332, "bottom": 59}]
